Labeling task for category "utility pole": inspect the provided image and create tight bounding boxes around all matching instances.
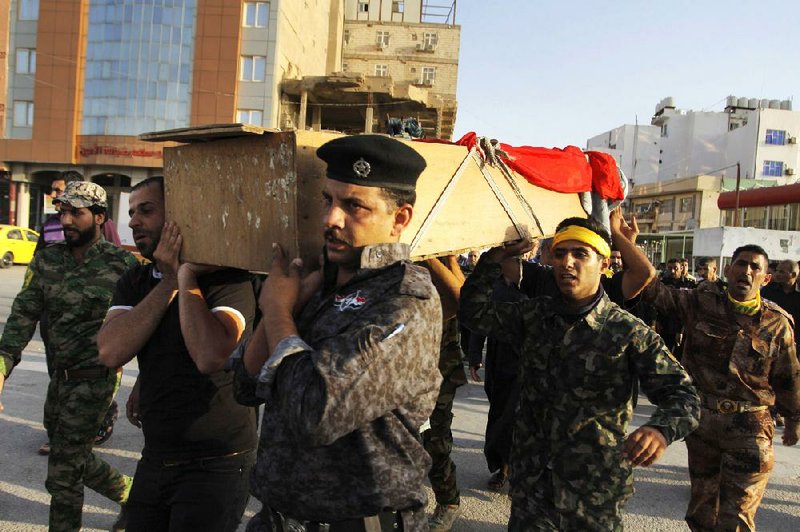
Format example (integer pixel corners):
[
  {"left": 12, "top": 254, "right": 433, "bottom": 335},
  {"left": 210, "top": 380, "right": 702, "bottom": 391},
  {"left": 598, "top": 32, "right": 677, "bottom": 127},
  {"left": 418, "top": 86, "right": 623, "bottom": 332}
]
[{"left": 733, "top": 162, "right": 741, "bottom": 226}]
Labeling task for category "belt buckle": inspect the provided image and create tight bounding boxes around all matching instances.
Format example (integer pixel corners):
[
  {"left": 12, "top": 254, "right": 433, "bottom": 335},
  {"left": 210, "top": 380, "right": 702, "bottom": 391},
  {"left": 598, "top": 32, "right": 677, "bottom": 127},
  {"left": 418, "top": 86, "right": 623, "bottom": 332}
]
[{"left": 718, "top": 399, "right": 738, "bottom": 414}]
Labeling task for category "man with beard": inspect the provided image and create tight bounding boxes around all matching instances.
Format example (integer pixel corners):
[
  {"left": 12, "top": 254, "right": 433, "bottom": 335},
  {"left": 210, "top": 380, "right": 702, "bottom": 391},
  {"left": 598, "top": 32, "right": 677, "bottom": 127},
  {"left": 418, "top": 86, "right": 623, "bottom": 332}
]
[
  {"left": 233, "top": 135, "right": 442, "bottom": 531},
  {"left": 642, "top": 245, "right": 800, "bottom": 531},
  {"left": 97, "top": 176, "right": 257, "bottom": 531},
  {"left": 459, "top": 217, "right": 700, "bottom": 530},
  {"left": 608, "top": 248, "right": 624, "bottom": 275},
  {"left": 35, "top": 171, "right": 123, "bottom": 456},
  {"left": 0, "top": 182, "right": 137, "bottom": 531}
]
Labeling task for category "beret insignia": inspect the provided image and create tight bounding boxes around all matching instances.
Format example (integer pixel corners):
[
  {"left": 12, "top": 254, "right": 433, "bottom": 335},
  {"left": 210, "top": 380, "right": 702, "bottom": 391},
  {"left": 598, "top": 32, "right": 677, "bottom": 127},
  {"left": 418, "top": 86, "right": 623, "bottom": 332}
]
[{"left": 353, "top": 157, "right": 371, "bottom": 179}]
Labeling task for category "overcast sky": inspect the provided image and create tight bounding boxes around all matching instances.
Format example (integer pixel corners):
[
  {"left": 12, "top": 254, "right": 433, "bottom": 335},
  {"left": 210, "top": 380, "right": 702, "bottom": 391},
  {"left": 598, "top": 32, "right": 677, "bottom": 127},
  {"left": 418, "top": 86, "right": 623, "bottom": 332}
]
[{"left": 453, "top": 0, "right": 800, "bottom": 148}]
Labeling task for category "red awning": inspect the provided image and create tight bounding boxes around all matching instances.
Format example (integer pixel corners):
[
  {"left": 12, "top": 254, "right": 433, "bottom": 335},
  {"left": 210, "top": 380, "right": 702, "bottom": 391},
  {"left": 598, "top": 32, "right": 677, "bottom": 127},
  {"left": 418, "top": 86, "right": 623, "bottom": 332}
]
[{"left": 717, "top": 183, "right": 800, "bottom": 209}]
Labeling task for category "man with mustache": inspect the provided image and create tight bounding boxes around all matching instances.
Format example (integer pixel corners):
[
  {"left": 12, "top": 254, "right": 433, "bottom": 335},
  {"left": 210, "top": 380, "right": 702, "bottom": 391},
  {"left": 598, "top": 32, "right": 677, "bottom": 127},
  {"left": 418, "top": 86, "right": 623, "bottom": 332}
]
[
  {"left": 0, "top": 182, "right": 138, "bottom": 531},
  {"left": 35, "top": 170, "right": 123, "bottom": 456},
  {"left": 97, "top": 176, "right": 257, "bottom": 531},
  {"left": 459, "top": 217, "right": 700, "bottom": 530},
  {"left": 642, "top": 245, "right": 800, "bottom": 531},
  {"left": 234, "top": 135, "right": 442, "bottom": 531}
]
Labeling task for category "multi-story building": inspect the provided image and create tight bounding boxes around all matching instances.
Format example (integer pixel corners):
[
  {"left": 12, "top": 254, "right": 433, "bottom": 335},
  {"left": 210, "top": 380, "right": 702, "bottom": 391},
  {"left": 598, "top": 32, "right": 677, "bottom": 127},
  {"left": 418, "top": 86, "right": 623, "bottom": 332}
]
[
  {"left": 587, "top": 96, "right": 800, "bottom": 185},
  {"left": 0, "top": 0, "right": 460, "bottom": 234},
  {"left": 333, "top": 0, "right": 459, "bottom": 138},
  {"left": 586, "top": 123, "right": 660, "bottom": 185},
  {"left": 0, "top": 0, "right": 344, "bottom": 233},
  {"left": 626, "top": 174, "right": 722, "bottom": 233}
]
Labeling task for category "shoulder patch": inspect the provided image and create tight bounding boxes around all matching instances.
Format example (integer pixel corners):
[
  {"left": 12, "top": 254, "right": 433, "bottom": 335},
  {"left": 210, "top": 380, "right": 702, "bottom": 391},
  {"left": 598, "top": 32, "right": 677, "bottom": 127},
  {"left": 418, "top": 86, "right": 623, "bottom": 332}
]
[{"left": 399, "top": 262, "right": 434, "bottom": 299}]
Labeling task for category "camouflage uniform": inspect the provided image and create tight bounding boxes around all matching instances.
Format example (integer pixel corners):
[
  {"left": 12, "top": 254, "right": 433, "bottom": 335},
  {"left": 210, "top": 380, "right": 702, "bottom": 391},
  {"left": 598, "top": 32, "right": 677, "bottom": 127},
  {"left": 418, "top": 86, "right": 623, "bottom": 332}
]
[
  {"left": 234, "top": 243, "right": 442, "bottom": 530},
  {"left": 460, "top": 259, "right": 700, "bottom": 531},
  {"left": 643, "top": 280, "right": 800, "bottom": 531},
  {"left": 0, "top": 239, "right": 137, "bottom": 532},
  {"left": 423, "top": 317, "right": 467, "bottom": 506}
]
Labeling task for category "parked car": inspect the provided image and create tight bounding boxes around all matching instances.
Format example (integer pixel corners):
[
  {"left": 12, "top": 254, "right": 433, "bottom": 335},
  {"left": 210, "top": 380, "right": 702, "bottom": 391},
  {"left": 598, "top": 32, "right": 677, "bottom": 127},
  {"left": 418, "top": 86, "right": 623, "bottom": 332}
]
[{"left": 0, "top": 225, "right": 39, "bottom": 268}]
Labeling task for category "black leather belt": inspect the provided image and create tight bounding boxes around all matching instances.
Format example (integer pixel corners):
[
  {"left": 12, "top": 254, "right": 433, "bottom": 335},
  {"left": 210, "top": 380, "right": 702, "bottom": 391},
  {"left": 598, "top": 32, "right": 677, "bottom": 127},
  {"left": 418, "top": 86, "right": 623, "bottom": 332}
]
[
  {"left": 161, "top": 449, "right": 252, "bottom": 468},
  {"left": 702, "top": 394, "right": 769, "bottom": 414},
  {"left": 58, "top": 367, "right": 111, "bottom": 381},
  {"left": 267, "top": 507, "right": 400, "bottom": 532}
]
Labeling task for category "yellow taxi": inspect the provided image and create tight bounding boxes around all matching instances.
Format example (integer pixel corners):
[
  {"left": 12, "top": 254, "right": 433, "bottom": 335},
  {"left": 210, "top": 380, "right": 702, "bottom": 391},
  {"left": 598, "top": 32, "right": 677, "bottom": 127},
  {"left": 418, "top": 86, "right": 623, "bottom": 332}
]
[{"left": 0, "top": 225, "right": 39, "bottom": 268}]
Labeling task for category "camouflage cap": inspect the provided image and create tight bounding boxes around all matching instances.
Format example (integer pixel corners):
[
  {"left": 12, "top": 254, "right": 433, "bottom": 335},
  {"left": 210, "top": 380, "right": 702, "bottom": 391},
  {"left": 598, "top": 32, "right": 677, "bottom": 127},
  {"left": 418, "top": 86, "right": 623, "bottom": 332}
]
[{"left": 54, "top": 181, "right": 107, "bottom": 209}]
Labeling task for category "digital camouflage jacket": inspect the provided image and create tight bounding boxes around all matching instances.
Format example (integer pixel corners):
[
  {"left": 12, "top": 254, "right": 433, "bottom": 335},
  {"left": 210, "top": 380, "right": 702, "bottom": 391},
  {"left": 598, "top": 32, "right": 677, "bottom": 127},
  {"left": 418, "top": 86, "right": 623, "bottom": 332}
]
[
  {"left": 235, "top": 243, "right": 442, "bottom": 523},
  {"left": 0, "top": 239, "right": 137, "bottom": 377},
  {"left": 460, "top": 259, "right": 700, "bottom": 522}
]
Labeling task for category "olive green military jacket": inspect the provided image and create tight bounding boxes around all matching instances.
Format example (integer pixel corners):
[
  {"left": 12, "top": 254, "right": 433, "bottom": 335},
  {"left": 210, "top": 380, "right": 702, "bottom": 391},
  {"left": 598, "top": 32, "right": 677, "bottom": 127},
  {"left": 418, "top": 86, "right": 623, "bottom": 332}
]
[
  {"left": 0, "top": 239, "right": 137, "bottom": 377},
  {"left": 460, "top": 259, "right": 700, "bottom": 508}
]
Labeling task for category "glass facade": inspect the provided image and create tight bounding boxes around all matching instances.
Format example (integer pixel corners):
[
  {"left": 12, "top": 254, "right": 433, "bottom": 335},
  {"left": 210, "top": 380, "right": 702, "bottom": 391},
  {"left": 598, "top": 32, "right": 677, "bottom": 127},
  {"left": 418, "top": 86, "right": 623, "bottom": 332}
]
[{"left": 81, "top": 0, "right": 198, "bottom": 136}]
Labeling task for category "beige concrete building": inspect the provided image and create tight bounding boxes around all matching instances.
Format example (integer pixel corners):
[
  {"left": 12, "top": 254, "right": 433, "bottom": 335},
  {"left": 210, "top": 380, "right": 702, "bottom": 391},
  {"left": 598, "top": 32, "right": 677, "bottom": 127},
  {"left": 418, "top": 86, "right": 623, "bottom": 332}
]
[
  {"left": 332, "top": 0, "right": 459, "bottom": 138},
  {"left": 626, "top": 175, "right": 723, "bottom": 233}
]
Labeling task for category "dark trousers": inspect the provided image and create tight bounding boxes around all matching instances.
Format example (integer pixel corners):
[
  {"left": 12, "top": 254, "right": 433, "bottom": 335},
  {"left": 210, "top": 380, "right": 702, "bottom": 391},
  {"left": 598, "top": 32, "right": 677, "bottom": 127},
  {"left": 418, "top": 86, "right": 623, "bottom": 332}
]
[
  {"left": 483, "top": 372, "right": 519, "bottom": 473},
  {"left": 422, "top": 376, "right": 460, "bottom": 506},
  {"left": 126, "top": 450, "right": 255, "bottom": 532}
]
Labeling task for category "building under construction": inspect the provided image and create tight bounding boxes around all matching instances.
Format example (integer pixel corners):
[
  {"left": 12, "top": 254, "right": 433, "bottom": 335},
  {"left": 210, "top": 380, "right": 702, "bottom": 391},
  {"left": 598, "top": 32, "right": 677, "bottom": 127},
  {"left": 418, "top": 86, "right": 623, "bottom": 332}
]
[{"left": 279, "top": 1, "right": 459, "bottom": 139}]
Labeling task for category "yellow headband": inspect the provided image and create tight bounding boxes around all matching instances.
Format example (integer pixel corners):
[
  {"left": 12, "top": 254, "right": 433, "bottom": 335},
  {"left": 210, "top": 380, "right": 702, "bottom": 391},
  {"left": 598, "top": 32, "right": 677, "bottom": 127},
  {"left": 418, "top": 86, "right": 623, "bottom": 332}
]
[{"left": 551, "top": 225, "right": 611, "bottom": 258}]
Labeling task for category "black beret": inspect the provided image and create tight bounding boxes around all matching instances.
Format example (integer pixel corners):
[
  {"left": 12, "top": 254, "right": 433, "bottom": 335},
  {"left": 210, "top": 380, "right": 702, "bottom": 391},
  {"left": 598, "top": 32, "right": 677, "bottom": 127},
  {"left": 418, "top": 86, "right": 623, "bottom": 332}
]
[{"left": 316, "top": 134, "right": 427, "bottom": 191}]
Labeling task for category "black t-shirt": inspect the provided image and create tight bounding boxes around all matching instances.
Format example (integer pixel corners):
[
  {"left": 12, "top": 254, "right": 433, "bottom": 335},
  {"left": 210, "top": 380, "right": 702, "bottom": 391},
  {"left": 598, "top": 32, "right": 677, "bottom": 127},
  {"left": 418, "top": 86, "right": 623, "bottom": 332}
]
[
  {"left": 111, "top": 264, "right": 258, "bottom": 460},
  {"left": 762, "top": 284, "right": 800, "bottom": 344}
]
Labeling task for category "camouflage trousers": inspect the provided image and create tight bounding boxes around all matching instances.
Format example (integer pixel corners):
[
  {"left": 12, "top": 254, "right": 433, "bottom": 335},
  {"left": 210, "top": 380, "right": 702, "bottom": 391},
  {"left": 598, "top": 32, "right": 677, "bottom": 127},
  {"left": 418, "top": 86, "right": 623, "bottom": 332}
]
[
  {"left": 685, "top": 408, "right": 774, "bottom": 532},
  {"left": 44, "top": 369, "right": 130, "bottom": 532},
  {"left": 508, "top": 467, "right": 628, "bottom": 532},
  {"left": 422, "top": 347, "right": 466, "bottom": 506}
]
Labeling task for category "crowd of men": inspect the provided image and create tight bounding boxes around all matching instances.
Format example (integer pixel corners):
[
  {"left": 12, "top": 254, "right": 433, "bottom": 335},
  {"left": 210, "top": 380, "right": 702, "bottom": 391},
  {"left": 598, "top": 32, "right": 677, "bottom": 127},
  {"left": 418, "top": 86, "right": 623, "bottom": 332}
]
[{"left": 0, "top": 135, "right": 798, "bottom": 532}]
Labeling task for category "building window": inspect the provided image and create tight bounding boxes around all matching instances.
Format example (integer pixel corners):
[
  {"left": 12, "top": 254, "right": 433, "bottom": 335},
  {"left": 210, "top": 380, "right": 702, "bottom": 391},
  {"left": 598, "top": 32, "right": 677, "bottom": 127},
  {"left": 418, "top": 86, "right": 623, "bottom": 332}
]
[
  {"left": 240, "top": 55, "right": 266, "bottom": 81},
  {"left": 374, "top": 64, "right": 388, "bottom": 77},
  {"left": 19, "top": 0, "right": 39, "bottom": 20},
  {"left": 343, "top": 29, "right": 350, "bottom": 45},
  {"left": 342, "top": 63, "right": 349, "bottom": 72},
  {"left": 237, "top": 109, "right": 263, "bottom": 126},
  {"left": 660, "top": 199, "right": 674, "bottom": 214},
  {"left": 421, "top": 66, "right": 436, "bottom": 86},
  {"left": 422, "top": 32, "right": 438, "bottom": 48},
  {"left": 679, "top": 196, "right": 695, "bottom": 213},
  {"left": 13, "top": 101, "right": 34, "bottom": 127},
  {"left": 376, "top": 31, "right": 390, "bottom": 47},
  {"left": 243, "top": 2, "right": 269, "bottom": 28},
  {"left": 765, "top": 129, "right": 786, "bottom": 145},
  {"left": 15, "top": 48, "right": 36, "bottom": 74},
  {"left": 392, "top": 1, "right": 404, "bottom": 13},
  {"left": 742, "top": 206, "right": 768, "bottom": 229},
  {"left": 763, "top": 160, "right": 784, "bottom": 177},
  {"left": 661, "top": 124, "right": 668, "bottom": 137},
  {"left": 358, "top": 1, "right": 369, "bottom": 13}
]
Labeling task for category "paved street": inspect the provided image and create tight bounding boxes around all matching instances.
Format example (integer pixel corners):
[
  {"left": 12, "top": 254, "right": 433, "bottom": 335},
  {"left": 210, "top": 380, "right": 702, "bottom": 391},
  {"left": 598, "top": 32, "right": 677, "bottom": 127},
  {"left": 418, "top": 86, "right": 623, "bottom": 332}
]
[{"left": 0, "top": 264, "right": 799, "bottom": 531}]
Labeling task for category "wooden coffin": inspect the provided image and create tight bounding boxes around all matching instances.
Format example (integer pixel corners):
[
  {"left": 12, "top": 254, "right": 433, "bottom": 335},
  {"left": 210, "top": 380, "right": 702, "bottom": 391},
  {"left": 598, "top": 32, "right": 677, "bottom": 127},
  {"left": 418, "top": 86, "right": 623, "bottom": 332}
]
[{"left": 141, "top": 124, "right": 586, "bottom": 271}]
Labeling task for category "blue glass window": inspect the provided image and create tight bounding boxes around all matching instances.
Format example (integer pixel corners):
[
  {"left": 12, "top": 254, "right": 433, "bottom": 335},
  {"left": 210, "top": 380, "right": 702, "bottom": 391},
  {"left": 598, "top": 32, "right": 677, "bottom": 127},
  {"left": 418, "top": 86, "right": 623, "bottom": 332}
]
[
  {"left": 763, "top": 160, "right": 784, "bottom": 177},
  {"left": 82, "top": 0, "right": 197, "bottom": 136},
  {"left": 765, "top": 129, "right": 786, "bottom": 145}
]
